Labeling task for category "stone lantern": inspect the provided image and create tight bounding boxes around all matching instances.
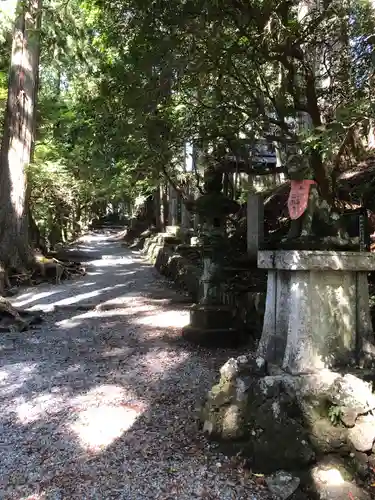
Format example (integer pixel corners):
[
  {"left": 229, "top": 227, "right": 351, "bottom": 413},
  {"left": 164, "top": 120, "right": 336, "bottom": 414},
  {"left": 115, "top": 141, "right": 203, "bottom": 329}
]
[{"left": 182, "top": 166, "right": 241, "bottom": 346}]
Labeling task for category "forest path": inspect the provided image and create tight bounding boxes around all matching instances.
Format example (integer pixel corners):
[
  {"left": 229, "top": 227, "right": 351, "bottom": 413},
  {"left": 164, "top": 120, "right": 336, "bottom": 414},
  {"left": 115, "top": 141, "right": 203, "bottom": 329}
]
[{"left": 1, "top": 230, "right": 271, "bottom": 499}]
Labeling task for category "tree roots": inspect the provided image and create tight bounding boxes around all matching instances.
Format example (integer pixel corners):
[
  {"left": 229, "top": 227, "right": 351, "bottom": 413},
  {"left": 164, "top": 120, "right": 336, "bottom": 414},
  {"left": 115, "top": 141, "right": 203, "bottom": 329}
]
[
  {"left": 0, "top": 252, "right": 86, "bottom": 333},
  {"left": 0, "top": 296, "right": 42, "bottom": 333}
]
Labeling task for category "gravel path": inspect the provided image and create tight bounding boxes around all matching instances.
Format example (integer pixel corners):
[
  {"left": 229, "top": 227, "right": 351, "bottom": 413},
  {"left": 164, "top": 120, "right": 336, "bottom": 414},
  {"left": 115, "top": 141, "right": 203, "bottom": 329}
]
[{"left": 1, "top": 231, "right": 273, "bottom": 500}]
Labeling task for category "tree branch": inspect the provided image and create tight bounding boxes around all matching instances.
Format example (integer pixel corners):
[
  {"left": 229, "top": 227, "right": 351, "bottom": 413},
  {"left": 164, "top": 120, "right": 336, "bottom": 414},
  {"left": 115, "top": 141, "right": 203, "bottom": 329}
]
[{"left": 161, "top": 164, "right": 188, "bottom": 202}]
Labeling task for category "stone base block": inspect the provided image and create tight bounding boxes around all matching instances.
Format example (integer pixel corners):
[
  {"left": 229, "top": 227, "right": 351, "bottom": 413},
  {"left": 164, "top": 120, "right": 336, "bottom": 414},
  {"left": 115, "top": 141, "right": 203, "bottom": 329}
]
[
  {"left": 257, "top": 250, "right": 375, "bottom": 374},
  {"left": 181, "top": 325, "right": 240, "bottom": 347},
  {"left": 189, "top": 304, "right": 235, "bottom": 330},
  {"left": 182, "top": 304, "right": 240, "bottom": 347}
]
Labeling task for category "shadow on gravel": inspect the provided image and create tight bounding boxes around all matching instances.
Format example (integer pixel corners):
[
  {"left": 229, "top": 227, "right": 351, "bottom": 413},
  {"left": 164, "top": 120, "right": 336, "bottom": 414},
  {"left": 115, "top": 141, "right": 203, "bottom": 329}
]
[
  {"left": 11, "top": 258, "right": 150, "bottom": 312},
  {"left": 0, "top": 297, "right": 258, "bottom": 498},
  {"left": 0, "top": 233, "right": 267, "bottom": 499}
]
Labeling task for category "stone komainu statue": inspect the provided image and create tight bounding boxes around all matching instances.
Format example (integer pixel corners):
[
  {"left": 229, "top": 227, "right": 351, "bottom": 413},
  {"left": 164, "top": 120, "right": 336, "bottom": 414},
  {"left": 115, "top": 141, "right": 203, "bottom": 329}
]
[{"left": 283, "top": 153, "right": 368, "bottom": 250}]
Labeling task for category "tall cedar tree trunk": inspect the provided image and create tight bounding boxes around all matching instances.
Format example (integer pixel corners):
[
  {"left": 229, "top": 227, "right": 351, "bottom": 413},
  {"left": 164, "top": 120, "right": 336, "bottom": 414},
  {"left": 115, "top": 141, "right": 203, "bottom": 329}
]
[{"left": 0, "top": 0, "right": 42, "bottom": 290}]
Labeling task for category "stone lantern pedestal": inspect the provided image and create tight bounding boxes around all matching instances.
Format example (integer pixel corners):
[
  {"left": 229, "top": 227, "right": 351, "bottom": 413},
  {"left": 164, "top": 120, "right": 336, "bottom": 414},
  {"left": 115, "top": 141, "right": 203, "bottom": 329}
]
[
  {"left": 257, "top": 250, "right": 375, "bottom": 374},
  {"left": 182, "top": 304, "right": 239, "bottom": 346},
  {"left": 182, "top": 240, "right": 241, "bottom": 347}
]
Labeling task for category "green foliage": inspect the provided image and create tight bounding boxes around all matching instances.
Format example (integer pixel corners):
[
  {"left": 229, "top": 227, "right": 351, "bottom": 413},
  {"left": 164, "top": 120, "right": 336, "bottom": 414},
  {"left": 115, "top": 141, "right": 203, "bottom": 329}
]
[
  {"left": 328, "top": 405, "right": 344, "bottom": 427},
  {"left": 87, "top": 0, "right": 375, "bottom": 199},
  {"left": 2, "top": 0, "right": 375, "bottom": 248},
  {"left": 0, "top": 2, "right": 12, "bottom": 146},
  {"left": 27, "top": 0, "right": 138, "bottom": 245}
]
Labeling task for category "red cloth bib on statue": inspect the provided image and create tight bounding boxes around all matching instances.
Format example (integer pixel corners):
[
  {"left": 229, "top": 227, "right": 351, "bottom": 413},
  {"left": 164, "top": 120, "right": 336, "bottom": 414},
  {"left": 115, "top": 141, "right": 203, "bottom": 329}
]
[{"left": 287, "top": 180, "right": 316, "bottom": 220}]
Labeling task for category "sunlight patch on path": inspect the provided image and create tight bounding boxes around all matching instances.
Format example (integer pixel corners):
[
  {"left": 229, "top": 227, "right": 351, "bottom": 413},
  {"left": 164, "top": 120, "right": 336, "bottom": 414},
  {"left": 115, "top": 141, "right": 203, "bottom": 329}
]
[
  {"left": 133, "top": 309, "right": 190, "bottom": 329},
  {"left": 55, "top": 301, "right": 159, "bottom": 329},
  {"left": 70, "top": 405, "right": 143, "bottom": 453},
  {"left": 140, "top": 350, "right": 190, "bottom": 376},
  {"left": 50, "top": 283, "right": 130, "bottom": 307},
  {"left": 12, "top": 290, "right": 60, "bottom": 308},
  {"left": 20, "top": 494, "right": 46, "bottom": 500},
  {"left": 69, "top": 385, "right": 147, "bottom": 453},
  {"left": 89, "top": 256, "right": 135, "bottom": 267}
]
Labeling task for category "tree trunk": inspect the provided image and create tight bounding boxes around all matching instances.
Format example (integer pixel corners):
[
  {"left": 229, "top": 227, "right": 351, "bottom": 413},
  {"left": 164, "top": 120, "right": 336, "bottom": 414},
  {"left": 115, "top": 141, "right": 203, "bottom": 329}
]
[
  {"left": 0, "top": 0, "right": 42, "bottom": 288},
  {"left": 28, "top": 204, "right": 46, "bottom": 253},
  {"left": 73, "top": 202, "right": 82, "bottom": 236}
]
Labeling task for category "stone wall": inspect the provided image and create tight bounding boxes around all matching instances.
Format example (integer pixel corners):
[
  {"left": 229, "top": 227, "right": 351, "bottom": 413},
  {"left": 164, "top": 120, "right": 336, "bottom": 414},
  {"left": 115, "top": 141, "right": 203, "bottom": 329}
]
[{"left": 142, "top": 232, "right": 201, "bottom": 300}]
